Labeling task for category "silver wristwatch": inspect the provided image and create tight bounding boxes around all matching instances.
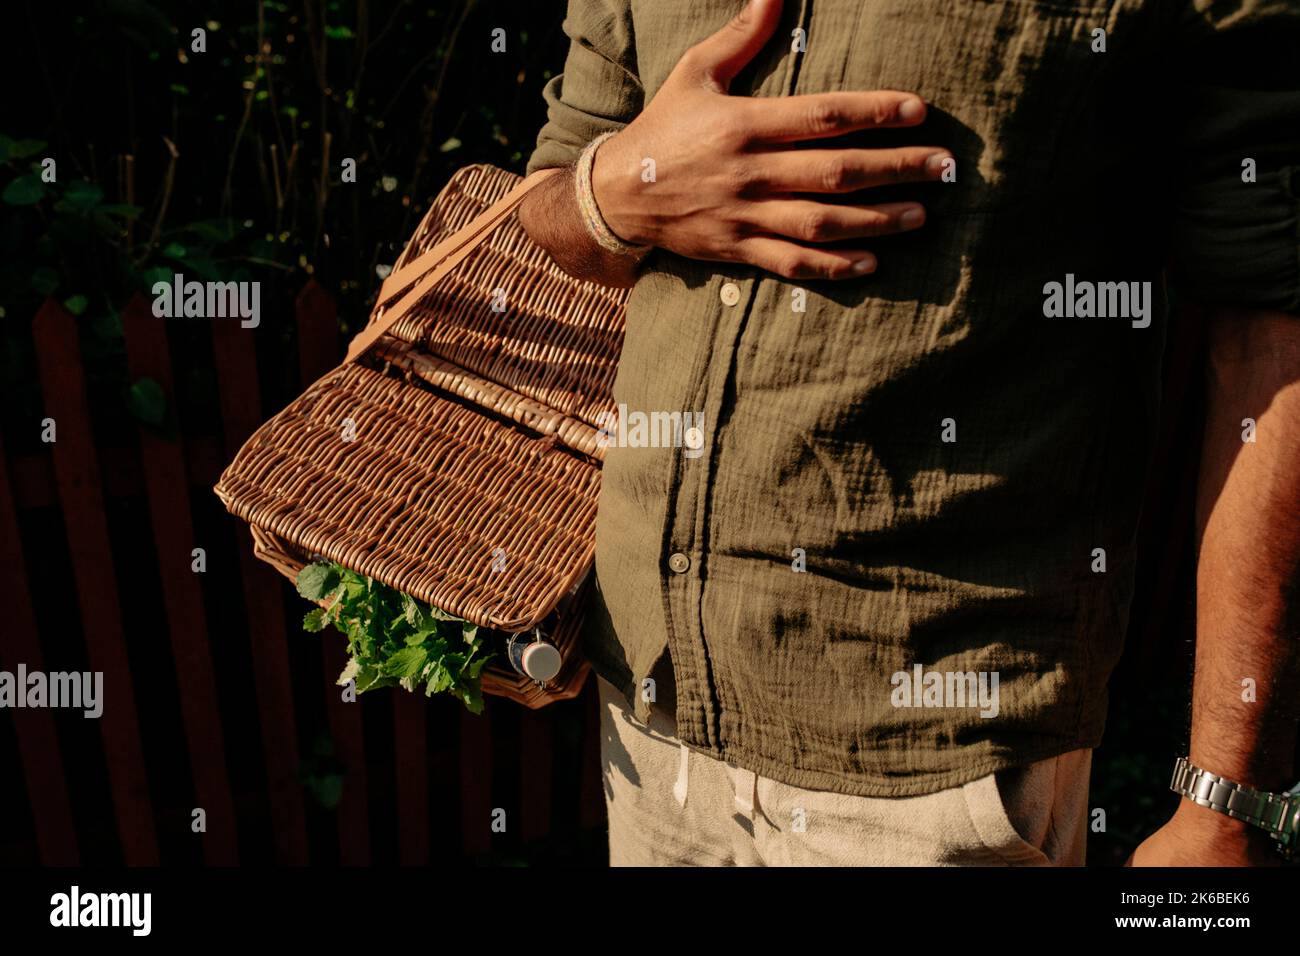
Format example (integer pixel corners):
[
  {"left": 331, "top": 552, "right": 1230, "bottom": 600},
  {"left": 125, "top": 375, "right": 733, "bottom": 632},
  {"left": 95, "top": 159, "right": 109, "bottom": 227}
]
[{"left": 1170, "top": 756, "right": 1300, "bottom": 861}]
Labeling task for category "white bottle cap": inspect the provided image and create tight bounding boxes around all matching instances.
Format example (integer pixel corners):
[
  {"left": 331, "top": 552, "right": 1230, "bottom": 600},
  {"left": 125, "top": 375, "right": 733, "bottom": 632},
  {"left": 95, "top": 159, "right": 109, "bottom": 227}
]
[{"left": 520, "top": 642, "right": 562, "bottom": 682}]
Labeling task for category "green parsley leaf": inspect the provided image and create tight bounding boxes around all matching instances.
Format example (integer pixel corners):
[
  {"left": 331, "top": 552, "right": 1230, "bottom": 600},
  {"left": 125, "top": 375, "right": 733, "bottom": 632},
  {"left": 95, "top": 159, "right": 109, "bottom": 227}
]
[{"left": 296, "top": 561, "right": 339, "bottom": 601}]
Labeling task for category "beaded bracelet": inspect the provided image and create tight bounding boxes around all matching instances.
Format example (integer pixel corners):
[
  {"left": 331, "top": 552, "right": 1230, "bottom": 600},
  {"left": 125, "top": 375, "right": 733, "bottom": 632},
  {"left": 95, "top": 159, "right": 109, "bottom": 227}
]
[{"left": 575, "top": 131, "right": 651, "bottom": 257}]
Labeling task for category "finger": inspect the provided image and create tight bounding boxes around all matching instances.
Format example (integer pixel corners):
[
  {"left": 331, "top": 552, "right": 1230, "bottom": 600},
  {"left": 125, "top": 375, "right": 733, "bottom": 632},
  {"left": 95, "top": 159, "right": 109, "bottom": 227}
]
[
  {"left": 749, "top": 147, "right": 953, "bottom": 193},
  {"left": 743, "top": 200, "right": 926, "bottom": 243},
  {"left": 735, "top": 236, "right": 878, "bottom": 280},
  {"left": 678, "top": 0, "right": 785, "bottom": 91},
  {"left": 740, "top": 91, "right": 928, "bottom": 144}
]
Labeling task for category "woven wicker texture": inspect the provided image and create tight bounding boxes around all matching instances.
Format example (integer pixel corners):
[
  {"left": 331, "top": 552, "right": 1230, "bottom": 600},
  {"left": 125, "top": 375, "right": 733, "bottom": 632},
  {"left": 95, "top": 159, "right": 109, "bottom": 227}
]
[
  {"left": 377, "top": 164, "right": 626, "bottom": 431},
  {"left": 214, "top": 165, "right": 630, "bottom": 704}
]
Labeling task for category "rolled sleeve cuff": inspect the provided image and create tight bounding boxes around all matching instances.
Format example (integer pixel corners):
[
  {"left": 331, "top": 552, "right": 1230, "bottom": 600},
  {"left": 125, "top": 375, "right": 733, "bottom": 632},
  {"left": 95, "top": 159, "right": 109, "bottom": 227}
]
[{"left": 525, "top": 39, "right": 643, "bottom": 176}]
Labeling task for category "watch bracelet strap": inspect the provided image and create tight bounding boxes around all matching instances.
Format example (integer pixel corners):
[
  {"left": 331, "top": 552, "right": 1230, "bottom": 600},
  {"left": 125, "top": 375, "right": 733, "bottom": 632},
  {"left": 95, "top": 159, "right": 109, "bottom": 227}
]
[{"left": 1170, "top": 756, "right": 1297, "bottom": 853}]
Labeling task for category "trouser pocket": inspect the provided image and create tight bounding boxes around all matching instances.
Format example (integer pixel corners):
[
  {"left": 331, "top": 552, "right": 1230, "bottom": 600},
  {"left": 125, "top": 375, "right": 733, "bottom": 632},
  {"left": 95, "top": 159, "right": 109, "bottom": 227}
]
[{"left": 961, "top": 765, "right": 1054, "bottom": 866}]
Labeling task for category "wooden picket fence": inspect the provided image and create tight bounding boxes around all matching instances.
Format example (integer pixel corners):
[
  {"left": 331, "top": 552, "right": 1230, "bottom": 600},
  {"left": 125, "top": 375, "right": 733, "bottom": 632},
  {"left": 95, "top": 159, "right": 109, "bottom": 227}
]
[{"left": 1, "top": 282, "right": 608, "bottom": 866}]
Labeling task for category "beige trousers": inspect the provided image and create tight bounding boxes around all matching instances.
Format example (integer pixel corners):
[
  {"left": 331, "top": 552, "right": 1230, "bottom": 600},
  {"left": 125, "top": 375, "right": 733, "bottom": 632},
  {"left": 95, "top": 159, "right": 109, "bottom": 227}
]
[{"left": 598, "top": 675, "right": 1092, "bottom": 866}]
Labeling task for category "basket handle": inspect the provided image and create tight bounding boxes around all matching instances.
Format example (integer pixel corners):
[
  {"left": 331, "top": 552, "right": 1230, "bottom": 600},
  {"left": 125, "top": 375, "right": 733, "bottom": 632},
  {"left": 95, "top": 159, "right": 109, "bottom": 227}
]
[{"left": 344, "top": 166, "right": 563, "bottom": 364}]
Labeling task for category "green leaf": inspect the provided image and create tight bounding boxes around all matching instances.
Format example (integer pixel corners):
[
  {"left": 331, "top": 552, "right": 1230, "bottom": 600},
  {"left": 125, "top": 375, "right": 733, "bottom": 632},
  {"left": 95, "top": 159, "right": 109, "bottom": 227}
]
[
  {"left": 354, "top": 666, "right": 395, "bottom": 693},
  {"left": 181, "top": 255, "right": 222, "bottom": 281},
  {"left": 125, "top": 377, "right": 167, "bottom": 426},
  {"left": 161, "top": 241, "right": 187, "bottom": 260},
  {"left": 425, "top": 661, "right": 453, "bottom": 695},
  {"left": 324, "top": 24, "right": 355, "bottom": 39},
  {"left": 297, "top": 560, "right": 491, "bottom": 712},
  {"left": 63, "top": 294, "right": 89, "bottom": 316},
  {"left": 30, "top": 267, "right": 59, "bottom": 296},
  {"left": 427, "top": 603, "right": 459, "bottom": 621},
  {"left": 91, "top": 310, "right": 123, "bottom": 340},
  {"left": 380, "top": 646, "right": 428, "bottom": 678},
  {"left": 296, "top": 561, "right": 339, "bottom": 601},
  {"left": 303, "top": 772, "right": 344, "bottom": 809},
  {"left": 303, "top": 608, "right": 328, "bottom": 632},
  {"left": 91, "top": 212, "right": 127, "bottom": 241},
  {"left": 337, "top": 659, "right": 360, "bottom": 686},
  {"left": 177, "top": 218, "right": 238, "bottom": 241},
  {"left": 60, "top": 181, "right": 103, "bottom": 211},
  {"left": 4, "top": 138, "right": 47, "bottom": 161},
  {"left": 3, "top": 175, "right": 44, "bottom": 205},
  {"left": 140, "top": 266, "right": 174, "bottom": 290}
]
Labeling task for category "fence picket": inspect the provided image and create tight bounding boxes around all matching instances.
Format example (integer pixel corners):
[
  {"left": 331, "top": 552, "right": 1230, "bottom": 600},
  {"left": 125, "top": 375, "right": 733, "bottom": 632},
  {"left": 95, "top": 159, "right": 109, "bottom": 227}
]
[
  {"left": 122, "top": 294, "right": 239, "bottom": 865},
  {"left": 0, "top": 430, "right": 80, "bottom": 865},
  {"left": 210, "top": 314, "right": 309, "bottom": 864},
  {"left": 519, "top": 708, "right": 554, "bottom": 844},
  {"left": 393, "top": 692, "right": 429, "bottom": 865},
  {"left": 460, "top": 703, "right": 493, "bottom": 856},
  {"left": 32, "top": 299, "right": 159, "bottom": 865}
]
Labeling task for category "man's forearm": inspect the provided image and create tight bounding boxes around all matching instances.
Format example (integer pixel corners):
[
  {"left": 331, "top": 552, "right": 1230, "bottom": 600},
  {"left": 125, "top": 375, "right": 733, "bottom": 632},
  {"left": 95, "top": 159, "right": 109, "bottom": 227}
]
[
  {"left": 518, "top": 165, "right": 642, "bottom": 289},
  {"left": 1185, "top": 308, "right": 1300, "bottom": 850}
]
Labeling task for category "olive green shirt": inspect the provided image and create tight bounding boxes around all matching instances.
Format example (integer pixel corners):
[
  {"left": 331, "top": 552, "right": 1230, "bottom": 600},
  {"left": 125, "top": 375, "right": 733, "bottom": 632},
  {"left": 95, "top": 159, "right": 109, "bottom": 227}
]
[{"left": 527, "top": 0, "right": 1300, "bottom": 796}]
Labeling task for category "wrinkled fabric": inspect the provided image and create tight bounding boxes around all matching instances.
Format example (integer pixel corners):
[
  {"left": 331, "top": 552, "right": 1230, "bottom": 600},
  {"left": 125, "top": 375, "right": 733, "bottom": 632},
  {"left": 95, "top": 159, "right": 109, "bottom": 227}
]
[
  {"left": 599, "top": 676, "right": 1092, "bottom": 865},
  {"left": 527, "top": 0, "right": 1300, "bottom": 797}
]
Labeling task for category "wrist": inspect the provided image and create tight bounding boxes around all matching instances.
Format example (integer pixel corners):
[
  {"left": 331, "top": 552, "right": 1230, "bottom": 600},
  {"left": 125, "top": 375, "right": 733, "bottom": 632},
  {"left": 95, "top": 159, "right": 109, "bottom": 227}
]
[
  {"left": 588, "top": 133, "right": 649, "bottom": 248},
  {"left": 1169, "top": 799, "right": 1280, "bottom": 863}
]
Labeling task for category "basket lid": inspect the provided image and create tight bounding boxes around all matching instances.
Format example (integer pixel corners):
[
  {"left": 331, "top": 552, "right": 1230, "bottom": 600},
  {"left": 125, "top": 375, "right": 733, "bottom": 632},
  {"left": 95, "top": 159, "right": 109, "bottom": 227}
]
[
  {"left": 373, "top": 164, "right": 627, "bottom": 432},
  {"left": 215, "top": 165, "right": 628, "bottom": 631}
]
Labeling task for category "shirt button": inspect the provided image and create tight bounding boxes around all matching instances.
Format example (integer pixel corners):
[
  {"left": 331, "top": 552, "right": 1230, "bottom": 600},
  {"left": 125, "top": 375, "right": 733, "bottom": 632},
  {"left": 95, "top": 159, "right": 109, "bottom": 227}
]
[
  {"left": 668, "top": 552, "right": 691, "bottom": 574},
  {"left": 719, "top": 282, "right": 741, "bottom": 307}
]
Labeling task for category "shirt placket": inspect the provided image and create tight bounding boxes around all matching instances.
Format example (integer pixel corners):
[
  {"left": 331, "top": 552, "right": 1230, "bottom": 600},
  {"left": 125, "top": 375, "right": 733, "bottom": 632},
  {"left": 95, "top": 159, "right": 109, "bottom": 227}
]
[
  {"left": 660, "top": 274, "right": 757, "bottom": 752},
  {"left": 655, "top": 0, "right": 811, "bottom": 756}
]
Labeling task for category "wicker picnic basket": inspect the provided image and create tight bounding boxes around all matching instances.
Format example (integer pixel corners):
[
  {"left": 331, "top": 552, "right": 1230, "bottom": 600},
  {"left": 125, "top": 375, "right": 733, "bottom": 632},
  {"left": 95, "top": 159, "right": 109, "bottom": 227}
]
[{"left": 214, "top": 164, "right": 629, "bottom": 708}]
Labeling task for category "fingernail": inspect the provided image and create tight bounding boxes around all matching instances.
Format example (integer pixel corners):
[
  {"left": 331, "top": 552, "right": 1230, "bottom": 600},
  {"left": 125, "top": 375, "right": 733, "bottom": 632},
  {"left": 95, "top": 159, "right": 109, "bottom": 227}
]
[
  {"left": 901, "top": 207, "right": 925, "bottom": 229},
  {"left": 852, "top": 254, "right": 877, "bottom": 275},
  {"left": 926, "top": 152, "right": 952, "bottom": 175},
  {"left": 897, "top": 98, "right": 925, "bottom": 123}
]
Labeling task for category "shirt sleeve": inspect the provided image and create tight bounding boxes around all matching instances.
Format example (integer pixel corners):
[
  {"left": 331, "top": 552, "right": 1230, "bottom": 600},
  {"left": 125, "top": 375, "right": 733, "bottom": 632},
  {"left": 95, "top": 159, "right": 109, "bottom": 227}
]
[
  {"left": 525, "top": 0, "right": 644, "bottom": 175},
  {"left": 1167, "top": 0, "right": 1300, "bottom": 313}
]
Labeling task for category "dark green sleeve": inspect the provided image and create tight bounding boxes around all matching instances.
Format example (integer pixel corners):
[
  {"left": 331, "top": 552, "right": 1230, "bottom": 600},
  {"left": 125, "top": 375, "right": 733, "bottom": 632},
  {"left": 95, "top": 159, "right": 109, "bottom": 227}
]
[
  {"left": 525, "top": 0, "right": 644, "bottom": 175},
  {"left": 1167, "top": 0, "right": 1300, "bottom": 313}
]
